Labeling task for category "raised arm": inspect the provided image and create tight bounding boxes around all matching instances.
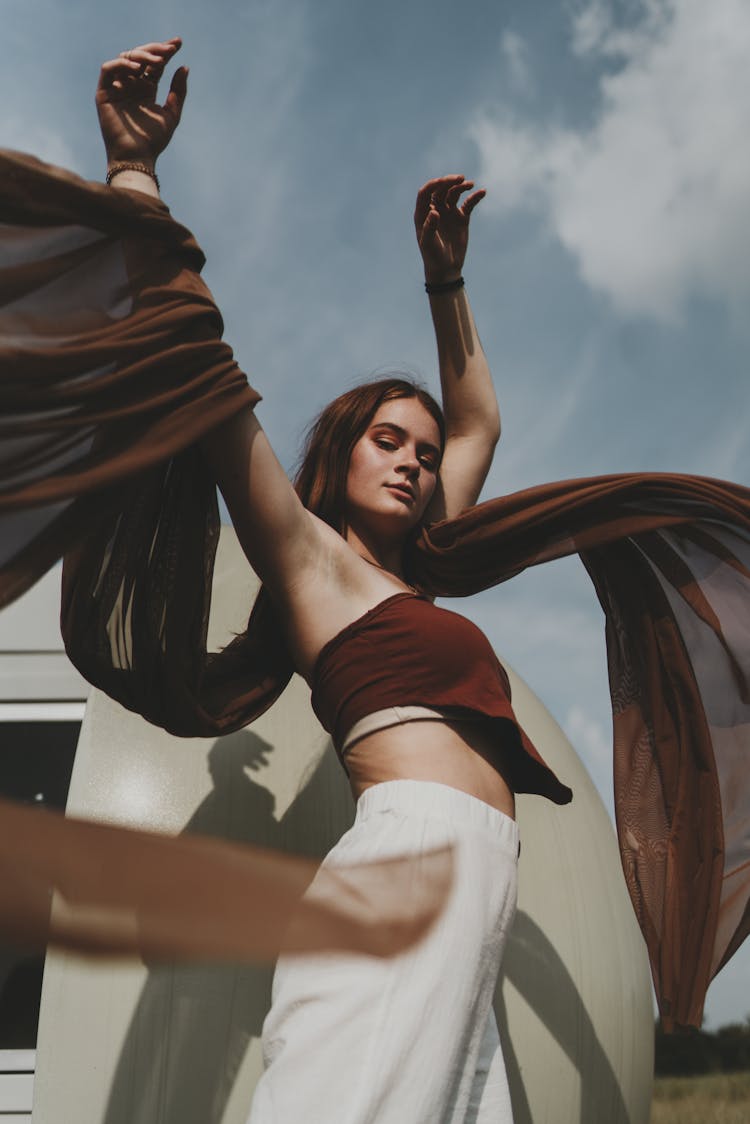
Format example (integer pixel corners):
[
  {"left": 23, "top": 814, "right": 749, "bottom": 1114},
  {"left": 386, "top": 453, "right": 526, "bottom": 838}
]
[
  {"left": 95, "top": 41, "right": 325, "bottom": 600},
  {"left": 415, "top": 176, "right": 500, "bottom": 521}
]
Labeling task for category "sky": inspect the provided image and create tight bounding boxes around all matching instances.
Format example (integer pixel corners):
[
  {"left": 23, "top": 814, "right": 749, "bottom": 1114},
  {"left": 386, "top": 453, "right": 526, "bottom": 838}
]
[{"left": 3, "top": 0, "right": 749, "bottom": 1029}]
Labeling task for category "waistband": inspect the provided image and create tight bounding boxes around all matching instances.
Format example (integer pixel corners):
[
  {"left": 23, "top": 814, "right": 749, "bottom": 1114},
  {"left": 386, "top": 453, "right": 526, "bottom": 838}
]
[
  {"left": 341, "top": 705, "right": 450, "bottom": 753},
  {"left": 354, "top": 779, "right": 519, "bottom": 853}
]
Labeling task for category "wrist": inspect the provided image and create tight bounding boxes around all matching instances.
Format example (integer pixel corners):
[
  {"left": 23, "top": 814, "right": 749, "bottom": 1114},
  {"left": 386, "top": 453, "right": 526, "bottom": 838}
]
[
  {"left": 105, "top": 146, "right": 156, "bottom": 169},
  {"left": 106, "top": 162, "right": 161, "bottom": 198},
  {"left": 423, "top": 266, "right": 463, "bottom": 286},
  {"left": 424, "top": 275, "right": 464, "bottom": 296}
]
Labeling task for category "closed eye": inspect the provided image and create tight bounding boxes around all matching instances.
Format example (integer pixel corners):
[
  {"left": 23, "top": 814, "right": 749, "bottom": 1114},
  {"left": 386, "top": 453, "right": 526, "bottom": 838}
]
[{"left": 369, "top": 423, "right": 441, "bottom": 469}]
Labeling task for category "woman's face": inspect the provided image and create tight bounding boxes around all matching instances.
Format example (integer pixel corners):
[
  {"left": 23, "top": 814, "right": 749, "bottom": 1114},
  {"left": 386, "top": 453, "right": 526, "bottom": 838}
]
[{"left": 344, "top": 397, "right": 441, "bottom": 541}]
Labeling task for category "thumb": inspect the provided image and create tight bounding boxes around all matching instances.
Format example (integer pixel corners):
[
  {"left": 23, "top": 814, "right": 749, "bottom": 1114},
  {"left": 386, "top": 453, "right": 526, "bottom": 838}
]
[{"left": 165, "top": 66, "right": 188, "bottom": 124}]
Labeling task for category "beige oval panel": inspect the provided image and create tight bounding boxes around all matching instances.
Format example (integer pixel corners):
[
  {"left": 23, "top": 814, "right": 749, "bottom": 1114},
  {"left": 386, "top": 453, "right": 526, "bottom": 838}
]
[{"left": 33, "top": 527, "right": 652, "bottom": 1123}]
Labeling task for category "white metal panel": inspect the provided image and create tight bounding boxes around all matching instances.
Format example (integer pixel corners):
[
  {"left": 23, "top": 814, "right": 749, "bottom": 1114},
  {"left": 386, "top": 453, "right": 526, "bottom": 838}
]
[
  {"left": 0, "top": 703, "right": 85, "bottom": 723},
  {"left": 0, "top": 568, "right": 64, "bottom": 651},
  {"left": 0, "top": 1072, "right": 34, "bottom": 1111},
  {"left": 0, "top": 1050, "right": 35, "bottom": 1071},
  {"left": 0, "top": 562, "right": 89, "bottom": 700},
  {"left": 0, "top": 653, "right": 89, "bottom": 702}
]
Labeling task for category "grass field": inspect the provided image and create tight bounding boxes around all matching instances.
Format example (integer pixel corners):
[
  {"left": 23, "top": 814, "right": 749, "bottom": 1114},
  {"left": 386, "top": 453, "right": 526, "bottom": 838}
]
[{"left": 650, "top": 1071, "right": 750, "bottom": 1123}]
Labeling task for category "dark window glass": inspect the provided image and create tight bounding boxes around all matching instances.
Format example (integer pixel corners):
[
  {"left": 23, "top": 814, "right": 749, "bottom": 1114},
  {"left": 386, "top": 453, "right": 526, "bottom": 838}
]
[{"left": 0, "top": 721, "right": 79, "bottom": 1048}]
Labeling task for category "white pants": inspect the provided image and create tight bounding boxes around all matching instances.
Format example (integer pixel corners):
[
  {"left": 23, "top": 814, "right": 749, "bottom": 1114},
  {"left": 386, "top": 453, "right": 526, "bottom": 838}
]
[{"left": 248, "top": 780, "right": 519, "bottom": 1123}]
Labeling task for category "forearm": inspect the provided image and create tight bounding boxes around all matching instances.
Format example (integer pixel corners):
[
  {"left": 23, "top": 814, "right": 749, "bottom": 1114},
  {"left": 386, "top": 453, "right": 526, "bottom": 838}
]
[
  {"left": 428, "top": 284, "right": 500, "bottom": 444},
  {"left": 422, "top": 283, "right": 501, "bottom": 519},
  {"left": 414, "top": 174, "right": 500, "bottom": 516}
]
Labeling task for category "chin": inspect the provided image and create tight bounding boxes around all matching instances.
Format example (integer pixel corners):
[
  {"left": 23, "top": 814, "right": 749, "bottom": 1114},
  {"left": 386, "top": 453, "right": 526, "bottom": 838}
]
[
  {"left": 382, "top": 493, "right": 423, "bottom": 520},
  {"left": 348, "top": 504, "right": 423, "bottom": 544}
]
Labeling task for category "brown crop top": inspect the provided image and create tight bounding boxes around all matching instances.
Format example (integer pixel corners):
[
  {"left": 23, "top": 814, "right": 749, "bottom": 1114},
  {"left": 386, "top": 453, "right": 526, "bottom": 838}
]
[{"left": 310, "top": 593, "right": 572, "bottom": 805}]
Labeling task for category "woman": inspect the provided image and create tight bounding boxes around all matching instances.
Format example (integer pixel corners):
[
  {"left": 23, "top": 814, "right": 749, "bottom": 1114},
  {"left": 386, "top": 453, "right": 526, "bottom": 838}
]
[
  {"left": 96, "top": 36, "right": 572, "bottom": 1122},
  {"left": 0, "top": 23, "right": 744, "bottom": 1082}
]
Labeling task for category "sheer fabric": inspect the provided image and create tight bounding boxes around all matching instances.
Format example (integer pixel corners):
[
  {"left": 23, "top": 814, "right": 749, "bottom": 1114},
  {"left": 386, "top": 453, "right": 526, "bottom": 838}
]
[
  {"left": 412, "top": 476, "right": 750, "bottom": 1029},
  {"left": 1, "top": 150, "right": 748, "bottom": 1027},
  {"left": 0, "top": 150, "right": 449, "bottom": 967}
]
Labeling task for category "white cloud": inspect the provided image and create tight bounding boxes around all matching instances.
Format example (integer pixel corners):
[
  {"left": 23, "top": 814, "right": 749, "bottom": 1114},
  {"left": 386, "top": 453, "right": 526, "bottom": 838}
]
[
  {"left": 570, "top": 0, "right": 617, "bottom": 56},
  {"left": 0, "top": 121, "right": 76, "bottom": 170},
  {"left": 703, "top": 412, "right": 750, "bottom": 481},
  {"left": 500, "top": 30, "right": 532, "bottom": 96},
  {"left": 565, "top": 703, "right": 615, "bottom": 819},
  {"left": 570, "top": 0, "right": 672, "bottom": 59},
  {"left": 565, "top": 703, "right": 611, "bottom": 769},
  {"left": 469, "top": 0, "right": 750, "bottom": 323}
]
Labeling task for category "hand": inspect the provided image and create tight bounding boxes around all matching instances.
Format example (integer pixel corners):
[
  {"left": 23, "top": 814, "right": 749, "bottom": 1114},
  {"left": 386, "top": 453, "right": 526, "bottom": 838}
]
[
  {"left": 414, "top": 175, "right": 485, "bottom": 285},
  {"left": 96, "top": 38, "right": 188, "bottom": 167}
]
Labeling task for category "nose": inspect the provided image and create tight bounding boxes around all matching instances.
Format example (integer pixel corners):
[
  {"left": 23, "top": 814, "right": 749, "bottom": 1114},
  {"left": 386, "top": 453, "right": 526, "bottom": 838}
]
[{"left": 396, "top": 449, "right": 420, "bottom": 479}]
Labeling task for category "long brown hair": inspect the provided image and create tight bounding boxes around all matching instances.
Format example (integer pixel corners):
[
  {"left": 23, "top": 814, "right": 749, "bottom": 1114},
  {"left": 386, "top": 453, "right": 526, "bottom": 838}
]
[{"left": 294, "top": 377, "right": 445, "bottom": 533}]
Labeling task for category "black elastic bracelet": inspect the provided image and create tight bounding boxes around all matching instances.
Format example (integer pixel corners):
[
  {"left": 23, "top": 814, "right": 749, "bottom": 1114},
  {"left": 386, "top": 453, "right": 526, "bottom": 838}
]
[{"left": 424, "top": 276, "right": 465, "bottom": 295}]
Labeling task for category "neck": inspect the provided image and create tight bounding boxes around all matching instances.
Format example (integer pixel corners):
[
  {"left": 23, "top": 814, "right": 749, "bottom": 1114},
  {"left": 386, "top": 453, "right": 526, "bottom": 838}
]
[{"left": 345, "top": 526, "right": 405, "bottom": 579}]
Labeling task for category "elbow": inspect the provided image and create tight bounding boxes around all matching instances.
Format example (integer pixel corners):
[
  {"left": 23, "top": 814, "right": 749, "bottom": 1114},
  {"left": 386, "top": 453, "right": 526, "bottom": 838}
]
[
  {"left": 445, "top": 412, "right": 501, "bottom": 451},
  {"left": 484, "top": 408, "right": 501, "bottom": 449}
]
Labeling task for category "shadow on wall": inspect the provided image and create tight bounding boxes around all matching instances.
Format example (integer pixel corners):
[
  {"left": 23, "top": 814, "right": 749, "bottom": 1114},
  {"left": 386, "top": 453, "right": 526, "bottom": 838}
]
[
  {"left": 497, "top": 909, "right": 631, "bottom": 1124},
  {"left": 101, "top": 728, "right": 354, "bottom": 1124}
]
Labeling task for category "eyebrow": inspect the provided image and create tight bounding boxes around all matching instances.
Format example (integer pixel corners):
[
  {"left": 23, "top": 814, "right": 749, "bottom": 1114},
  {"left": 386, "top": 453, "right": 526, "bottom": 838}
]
[{"left": 370, "top": 422, "right": 441, "bottom": 459}]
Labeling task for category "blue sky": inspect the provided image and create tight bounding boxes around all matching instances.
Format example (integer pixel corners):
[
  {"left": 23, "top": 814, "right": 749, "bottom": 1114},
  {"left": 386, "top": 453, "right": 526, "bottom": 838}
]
[{"left": 4, "top": 0, "right": 749, "bottom": 1028}]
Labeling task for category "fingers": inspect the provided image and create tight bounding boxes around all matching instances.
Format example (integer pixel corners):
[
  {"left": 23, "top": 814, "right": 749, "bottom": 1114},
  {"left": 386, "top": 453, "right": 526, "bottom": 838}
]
[
  {"left": 414, "top": 174, "right": 462, "bottom": 227},
  {"left": 414, "top": 175, "right": 485, "bottom": 229},
  {"left": 98, "top": 38, "right": 182, "bottom": 94},
  {"left": 416, "top": 174, "right": 463, "bottom": 204},
  {"left": 120, "top": 47, "right": 169, "bottom": 68},
  {"left": 443, "top": 179, "right": 485, "bottom": 217},
  {"left": 98, "top": 56, "right": 142, "bottom": 92},
  {"left": 459, "top": 188, "right": 486, "bottom": 218},
  {"left": 118, "top": 38, "right": 182, "bottom": 68},
  {"left": 444, "top": 177, "right": 472, "bottom": 209}
]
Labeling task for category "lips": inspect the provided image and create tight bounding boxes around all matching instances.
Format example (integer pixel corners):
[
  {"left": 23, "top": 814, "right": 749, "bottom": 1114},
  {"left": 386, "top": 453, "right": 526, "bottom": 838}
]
[{"left": 386, "top": 483, "right": 415, "bottom": 502}]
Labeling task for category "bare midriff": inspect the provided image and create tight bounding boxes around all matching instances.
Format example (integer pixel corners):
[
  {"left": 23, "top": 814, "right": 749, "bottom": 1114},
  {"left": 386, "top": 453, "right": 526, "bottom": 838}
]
[{"left": 343, "top": 718, "right": 516, "bottom": 819}]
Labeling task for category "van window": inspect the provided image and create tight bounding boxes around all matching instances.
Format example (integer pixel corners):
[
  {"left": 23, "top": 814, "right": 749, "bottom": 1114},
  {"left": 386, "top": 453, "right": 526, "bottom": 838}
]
[{"left": 0, "top": 717, "right": 80, "bottom": 1048}]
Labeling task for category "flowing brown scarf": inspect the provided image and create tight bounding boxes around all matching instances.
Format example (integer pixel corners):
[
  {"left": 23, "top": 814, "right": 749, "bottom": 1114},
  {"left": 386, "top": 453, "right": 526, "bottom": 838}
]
[{"left": 1, "top": 150, "right": 748, "bottom": 1029}]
